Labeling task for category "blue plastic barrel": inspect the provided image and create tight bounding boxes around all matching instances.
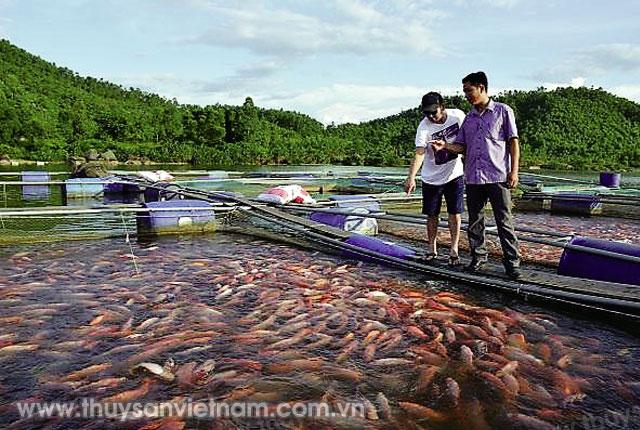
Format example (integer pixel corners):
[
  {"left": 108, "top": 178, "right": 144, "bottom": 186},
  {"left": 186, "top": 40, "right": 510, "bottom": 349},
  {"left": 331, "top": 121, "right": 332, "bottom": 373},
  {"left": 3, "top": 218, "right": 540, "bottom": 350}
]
[
  {"left": 550, "top": 193, "right": 602, "bottom": 216},
  {"left": 21, "top": 171, "right": 50, "bottom": 200},
  {"left": 329, "top": 194, "right": 381, "bottom": 212},
  {"left": 64, "top": 178, "right": 106, "bottom": 198},
  {"left": 344, "top": 233, "right": 416, "bottom": 261},
  {"left": 310, "top": 208, "right": 377, "bottom": 235},
  {"left": 558, "top": 236, "right": 640, "bottom": 286},
  {"left": 137, "top": 199, "right": 215, "bottom": 235},
  {"left": 599, "top": 172, "right": 621, "bottom": 188},
  {"left": 310, "top": 210, "right": 347, "bottom": 229}
]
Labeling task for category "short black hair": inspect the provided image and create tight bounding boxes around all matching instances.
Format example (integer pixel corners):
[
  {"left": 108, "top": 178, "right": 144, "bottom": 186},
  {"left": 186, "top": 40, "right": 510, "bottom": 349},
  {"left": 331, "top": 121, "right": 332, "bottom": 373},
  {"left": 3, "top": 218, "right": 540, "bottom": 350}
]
[
  {"left": 421, "top": 91, "right": 444, "bottom": 107},
  {"left": 462, "top": 71, "right": 488, "bottom": 91}
]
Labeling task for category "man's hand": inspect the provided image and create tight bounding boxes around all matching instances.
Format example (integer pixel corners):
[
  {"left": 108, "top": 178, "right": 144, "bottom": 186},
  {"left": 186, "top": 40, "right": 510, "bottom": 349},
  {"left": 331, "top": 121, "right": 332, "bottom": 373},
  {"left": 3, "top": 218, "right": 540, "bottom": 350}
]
[
  {"left": 430, "top": 139, "right": 446, "bottom": 152},
  {"left": 507, "top": 171, "right": 519, "bottom": 189},
  {"left": 404, "top": 176, "right": 416, "bottom": 195}
]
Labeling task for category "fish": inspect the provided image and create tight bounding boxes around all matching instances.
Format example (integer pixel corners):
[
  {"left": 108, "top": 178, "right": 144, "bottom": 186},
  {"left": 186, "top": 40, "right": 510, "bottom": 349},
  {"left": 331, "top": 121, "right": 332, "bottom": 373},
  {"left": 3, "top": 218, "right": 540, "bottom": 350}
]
[
  {"left": 266, "top": 358, "right": 325, "bottom": 374},
  {"left": 336, "top": 340, "right": 359, "bottom": 363},
  {"left": 444, "top": 377, "right": 460, "bottom": 407},
  {"left": 507, "top": 413, "right": 556, "bottom": 430},
  {"left": 363, "top": 343, "right": 377, "bottom": 362},
  {"left": 63, "top": 363, "right": 112, "bottom": 382},
  {"left": 321, "top": 365, "right": 363, "bottom": 383},
  {"left": 496, "top": 361, "right": 519, "bottom": 377},
  {"left": 376, "top": 392, "right": 392, "bottom": 420},
  {"left": 406, "top": 325, "right": 429, "bottom": 339},
  {"left": 369, "top": 358, "right": 414, "bottom": 367},
  {"left": 362, "top": 330, "right": 381, "bottom": 346},
  {"left": 399, "top": 402, "right": 447, "bottom": 422},
  {"left": 501, "top": 374, "right": 520, "bottom": 396},
  {"left": 459, "top": 345, "right": 474, "bottom": 365},
  {"left": 101, "top": 379, "right": 152, "bottom": 403},
  {"left": 416, "top": 365, "right": 439, "bottom": 394},
  {"left": 503, "top": 346, "right": 544, "bottom": 366},
  {"left": 0, "top": 344, "right": 38, "bottom": 355}
]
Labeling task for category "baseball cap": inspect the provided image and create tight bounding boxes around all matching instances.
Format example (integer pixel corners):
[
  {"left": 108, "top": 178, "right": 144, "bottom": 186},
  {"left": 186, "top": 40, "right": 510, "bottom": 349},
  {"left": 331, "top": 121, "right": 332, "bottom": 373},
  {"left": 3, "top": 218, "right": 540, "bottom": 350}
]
[{"left": 421, "top": 93, "right": 442, "bottom": 114}]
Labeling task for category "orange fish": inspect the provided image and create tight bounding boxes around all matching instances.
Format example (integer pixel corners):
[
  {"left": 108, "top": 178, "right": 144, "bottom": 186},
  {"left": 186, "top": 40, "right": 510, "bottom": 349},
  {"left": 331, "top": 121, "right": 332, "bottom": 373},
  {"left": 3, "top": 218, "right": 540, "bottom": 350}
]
[
  {"left": 399, "top": 402, "right": 447, "bottom": 422},
  {"left": 102, "top": 379, "right": 152, "bottom": 403}
]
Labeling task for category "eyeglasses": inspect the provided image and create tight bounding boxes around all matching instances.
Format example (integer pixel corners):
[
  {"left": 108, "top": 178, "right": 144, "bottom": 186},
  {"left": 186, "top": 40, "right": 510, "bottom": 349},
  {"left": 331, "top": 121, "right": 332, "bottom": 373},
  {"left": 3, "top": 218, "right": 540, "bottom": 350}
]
[{"left": 423, "top": 111, "right": 438, "bottom": 117}]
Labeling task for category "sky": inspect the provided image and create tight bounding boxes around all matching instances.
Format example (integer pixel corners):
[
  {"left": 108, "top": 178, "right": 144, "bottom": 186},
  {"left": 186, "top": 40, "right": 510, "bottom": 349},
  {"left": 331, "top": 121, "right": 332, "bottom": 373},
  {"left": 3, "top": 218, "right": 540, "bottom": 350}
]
[{"left": 1, "top": 0, "right": 639, "bottom": 124}]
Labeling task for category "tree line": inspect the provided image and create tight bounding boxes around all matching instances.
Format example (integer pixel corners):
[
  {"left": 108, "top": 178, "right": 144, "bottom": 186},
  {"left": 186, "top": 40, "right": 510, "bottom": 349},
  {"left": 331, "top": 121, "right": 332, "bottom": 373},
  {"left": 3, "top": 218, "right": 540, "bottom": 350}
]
[{"left": 1, "top": 39, "right": 638, "bottom": 170}]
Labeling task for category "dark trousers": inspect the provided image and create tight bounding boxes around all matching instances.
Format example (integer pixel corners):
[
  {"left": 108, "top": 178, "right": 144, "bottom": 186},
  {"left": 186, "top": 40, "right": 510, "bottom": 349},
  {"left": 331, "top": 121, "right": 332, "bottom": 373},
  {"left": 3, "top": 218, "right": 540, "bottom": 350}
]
[{"left": 466, "top": 182, "right": 520, "bottom": 269}]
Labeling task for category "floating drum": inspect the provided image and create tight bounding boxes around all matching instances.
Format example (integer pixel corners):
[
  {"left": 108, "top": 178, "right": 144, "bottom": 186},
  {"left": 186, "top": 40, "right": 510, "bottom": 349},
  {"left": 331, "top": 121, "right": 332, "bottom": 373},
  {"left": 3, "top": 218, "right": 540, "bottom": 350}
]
[
  {"left": 310, "top": 207, "right": 378, "bottom": 235},
  {"left": 558, "top": 236, "right": 640, "bottom": 286},
  {"left": 344, "top": 233, "right": 416, "bottom": 262},
  {"left": 21, "top": 171, "right": 50, "bottom": 200},
  {"left": 63, "top": 178, "right": 106, "bottom": 198},
  {"left": 599, "top": 172, "right": 621, "bottom": 188},
  {"left": 143, "top": 182, "right": 185, "bottom": 202},
  {"left": 137, "top": 200, "right": 216, "bottom": 236},
  {"left": 550, "top": 193, "right": 602, "bottom": 216}
]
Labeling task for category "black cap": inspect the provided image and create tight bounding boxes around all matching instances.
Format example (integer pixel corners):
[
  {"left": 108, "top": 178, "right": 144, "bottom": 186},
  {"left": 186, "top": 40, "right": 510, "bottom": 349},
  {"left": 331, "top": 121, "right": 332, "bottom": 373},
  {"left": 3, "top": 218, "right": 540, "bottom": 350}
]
[{"left": 421, "top": 92, "right": 442, "bottom": 114}]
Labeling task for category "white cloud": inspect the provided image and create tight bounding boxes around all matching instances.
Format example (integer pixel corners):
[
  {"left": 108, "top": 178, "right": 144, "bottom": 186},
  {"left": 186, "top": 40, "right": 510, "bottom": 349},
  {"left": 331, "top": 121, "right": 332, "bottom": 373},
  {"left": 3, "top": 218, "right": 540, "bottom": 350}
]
[
  {"left": 609, "top": 85, "right": 640, "bottom": 103},
  {"left": 588, "top": 43, "right": 640, "bottom": 71},
  {"left": 451, "top": 0, "right": 521, "bottom": 7},
  {"left": 478, "top": 0, "right": 521, "bottom": 7},
  {"left": 541, "top": 76, "right": 587, "bottom": 90},
  {"left": 535, "top": 43, "right": 640, "bottom": 81},
  {"left": 199, "top": 59, "right": 285, "bottom": 93},
  {"left": 181, "top": 0, "right": 447, "bottom": 58},
  {"left": 0, "top": 17, "right": 10, "bottom": 38},
  {"left": 266, "top": 83, "right": 425, "bottom": 124},
  {"left": 260, "top": 83, "right": 470, "bottom": 124}
]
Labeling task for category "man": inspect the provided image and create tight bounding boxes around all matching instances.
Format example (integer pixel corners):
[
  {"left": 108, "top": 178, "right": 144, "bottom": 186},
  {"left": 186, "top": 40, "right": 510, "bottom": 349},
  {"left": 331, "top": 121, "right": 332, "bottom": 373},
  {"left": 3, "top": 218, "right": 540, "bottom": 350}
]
[
  {"left": 432, "top": 72, "right": 521, "bottom": 279},
  {"left": 405, "top": 92, "right": 465, "bottom": 266}
]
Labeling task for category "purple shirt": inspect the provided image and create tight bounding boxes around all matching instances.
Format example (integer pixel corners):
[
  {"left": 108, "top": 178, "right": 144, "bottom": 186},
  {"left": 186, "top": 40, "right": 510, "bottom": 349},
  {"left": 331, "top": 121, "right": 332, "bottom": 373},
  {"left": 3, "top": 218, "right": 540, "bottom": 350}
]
[{"left": 454, "top": 99, "right": 518, "bottom": 184}]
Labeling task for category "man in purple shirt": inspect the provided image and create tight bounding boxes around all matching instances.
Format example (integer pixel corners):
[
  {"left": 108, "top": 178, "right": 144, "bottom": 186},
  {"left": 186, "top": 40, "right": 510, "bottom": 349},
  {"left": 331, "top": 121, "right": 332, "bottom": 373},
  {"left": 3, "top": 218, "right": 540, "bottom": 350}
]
[{"left": 432, "top": 71, "right": 521, "bottom": 279}]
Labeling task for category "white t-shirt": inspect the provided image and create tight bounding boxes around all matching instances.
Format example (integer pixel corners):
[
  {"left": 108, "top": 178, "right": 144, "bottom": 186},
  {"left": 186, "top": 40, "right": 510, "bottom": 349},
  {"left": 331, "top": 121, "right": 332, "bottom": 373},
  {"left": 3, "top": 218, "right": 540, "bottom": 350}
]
[{"left": 415, "top": 108, "right": 465, "bottom": 186}]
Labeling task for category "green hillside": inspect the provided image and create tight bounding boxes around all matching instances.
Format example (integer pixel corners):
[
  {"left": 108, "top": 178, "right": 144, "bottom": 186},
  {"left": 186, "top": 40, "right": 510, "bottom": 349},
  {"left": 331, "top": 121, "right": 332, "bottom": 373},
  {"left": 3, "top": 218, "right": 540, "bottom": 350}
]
[{"left": 1, "top": 39, "right": 639, "bottom": 170}]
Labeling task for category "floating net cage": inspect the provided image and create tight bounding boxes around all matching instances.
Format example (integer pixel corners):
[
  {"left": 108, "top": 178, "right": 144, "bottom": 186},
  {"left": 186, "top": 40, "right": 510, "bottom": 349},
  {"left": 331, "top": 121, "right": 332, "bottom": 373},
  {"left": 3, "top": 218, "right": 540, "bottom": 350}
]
[
  {"left": 0, "top": 180, "right": 423, "bottom": 247},
  {"left": 0, "top": 206, "right": 231, "bottom": 246}
]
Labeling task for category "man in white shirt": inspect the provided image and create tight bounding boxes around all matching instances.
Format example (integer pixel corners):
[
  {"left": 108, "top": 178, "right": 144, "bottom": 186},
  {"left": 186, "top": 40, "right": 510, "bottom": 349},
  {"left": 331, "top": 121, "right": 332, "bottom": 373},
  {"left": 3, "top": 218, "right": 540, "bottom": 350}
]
[{"left": 405, "top": 92, "right": 465, "bottom": 266}]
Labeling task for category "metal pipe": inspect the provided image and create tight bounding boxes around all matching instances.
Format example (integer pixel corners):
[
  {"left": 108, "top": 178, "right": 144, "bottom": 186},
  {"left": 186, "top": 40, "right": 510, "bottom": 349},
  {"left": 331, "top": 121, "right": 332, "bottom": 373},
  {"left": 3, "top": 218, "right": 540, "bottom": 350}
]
[
  {"left": 0, "top": 205, "right": 237, "bottom": 217},
  {"left": 522, "top": 193, "right": 640, "bottom": 206},
  {"left": 382, "top": 210, "right": 573, "bottom": 238},
  {"left": 520, "top": 172, "right": 598, "bottom": 185}
]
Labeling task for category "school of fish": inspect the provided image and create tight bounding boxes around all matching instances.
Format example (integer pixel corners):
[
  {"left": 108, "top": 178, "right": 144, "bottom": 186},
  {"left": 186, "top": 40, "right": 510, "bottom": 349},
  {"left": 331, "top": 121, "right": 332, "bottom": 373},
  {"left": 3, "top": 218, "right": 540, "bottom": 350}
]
[{"left": 0, "top": 234, "right": 639, "bottom": 430}]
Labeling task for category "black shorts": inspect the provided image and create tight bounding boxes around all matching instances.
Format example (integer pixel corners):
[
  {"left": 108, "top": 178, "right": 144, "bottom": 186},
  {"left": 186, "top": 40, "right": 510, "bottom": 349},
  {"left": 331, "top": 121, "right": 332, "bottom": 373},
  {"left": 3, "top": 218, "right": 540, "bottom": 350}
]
[{"left": 421, "top": 176, "right": 465, "bottom": 216}]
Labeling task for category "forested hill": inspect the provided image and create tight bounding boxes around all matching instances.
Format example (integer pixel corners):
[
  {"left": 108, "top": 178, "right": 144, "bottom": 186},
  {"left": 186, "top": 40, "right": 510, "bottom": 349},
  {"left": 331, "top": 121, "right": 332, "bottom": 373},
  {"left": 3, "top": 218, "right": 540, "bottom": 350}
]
[{"left": 1, "top": 39, "right": 639, "bottom": 169}]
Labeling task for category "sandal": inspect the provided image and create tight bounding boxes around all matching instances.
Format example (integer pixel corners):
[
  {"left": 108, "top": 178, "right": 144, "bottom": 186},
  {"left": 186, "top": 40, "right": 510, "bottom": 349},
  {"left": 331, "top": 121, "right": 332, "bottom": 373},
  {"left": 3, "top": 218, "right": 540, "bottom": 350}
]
[
  {"left": 422, "top": 253, "right": 438, "bottom": 262},
  {"left": 448, "top": 256, "right": 461, "bottom": 267}
]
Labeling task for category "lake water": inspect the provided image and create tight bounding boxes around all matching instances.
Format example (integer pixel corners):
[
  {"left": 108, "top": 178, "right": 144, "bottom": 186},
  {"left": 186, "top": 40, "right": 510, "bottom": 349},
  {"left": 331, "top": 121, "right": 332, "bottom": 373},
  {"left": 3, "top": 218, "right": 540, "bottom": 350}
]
[{"left": 1, "top": 165, "right": 640, "bottom": 429}]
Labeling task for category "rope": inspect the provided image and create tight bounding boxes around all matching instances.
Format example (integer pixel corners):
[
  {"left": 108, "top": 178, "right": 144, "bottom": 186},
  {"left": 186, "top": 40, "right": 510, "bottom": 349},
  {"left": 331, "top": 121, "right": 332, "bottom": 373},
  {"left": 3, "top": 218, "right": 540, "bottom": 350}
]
[{"left": 120, "top": 211, "right": 139, "bottom": 275}]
